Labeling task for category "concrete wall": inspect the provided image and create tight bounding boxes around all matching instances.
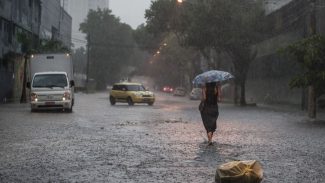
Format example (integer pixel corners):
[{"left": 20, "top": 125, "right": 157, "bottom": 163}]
[
  {"left": 40, "top": 0, "right": 61, "bottom": 40},
  {"left": 59, "top": 9, "right": 72, "bottom": 48},
  {"left": 0, "top": 0, "right": 41, "bottom": 58},
  {"left": 0, "top": 0, "right": 41, "bottom": 102},
  {"left": 246, "top": 0, "right": 325, "bottom": 105},
  {"left": 0, "top": 54, "right": 24, "bottom": 103},
  {"left": 40, "top": 0, "right": 72, "bottom": 48},
  {"left": 246, "top": 0, "right": 310, "bottom": 104}
]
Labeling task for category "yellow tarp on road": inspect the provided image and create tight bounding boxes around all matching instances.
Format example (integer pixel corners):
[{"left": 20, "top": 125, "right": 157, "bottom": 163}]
[{"left": 215, "top": 160, "right": 263, "bottom": 183}]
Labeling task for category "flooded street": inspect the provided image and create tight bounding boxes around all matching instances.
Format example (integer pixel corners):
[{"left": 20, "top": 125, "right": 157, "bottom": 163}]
[{"left": 0, "top": 92, "right": 325, "bottom": 182}]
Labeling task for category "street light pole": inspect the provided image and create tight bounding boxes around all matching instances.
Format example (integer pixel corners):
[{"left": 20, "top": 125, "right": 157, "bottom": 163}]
[
  {"left": 86, "top": 34, "right": 90, "bottom": 93},
  {"left": 307, "top": 0, "right": 317, "bottom": 118}
]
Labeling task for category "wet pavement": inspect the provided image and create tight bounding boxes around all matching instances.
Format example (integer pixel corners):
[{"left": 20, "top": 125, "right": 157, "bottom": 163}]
[{"left": 0, "top": 92, "right": 325, "bottom": 182}]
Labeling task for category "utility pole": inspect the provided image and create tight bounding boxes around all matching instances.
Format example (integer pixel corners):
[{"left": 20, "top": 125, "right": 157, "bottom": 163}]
[
  {"left": 308, "top": 0, "right": 317, "bottom": 118},
  {"left": 86, "top": 34, "right": 90, "bottom": 93}
]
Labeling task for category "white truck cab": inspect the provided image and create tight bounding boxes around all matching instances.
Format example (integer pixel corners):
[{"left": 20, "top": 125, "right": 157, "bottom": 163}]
[{"left": 27, "top": 54, "right": 74, "bottom": 112}]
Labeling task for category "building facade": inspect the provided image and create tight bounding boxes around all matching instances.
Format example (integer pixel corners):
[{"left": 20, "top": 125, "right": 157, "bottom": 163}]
[
  {"left": 0, "top": 0, "right": 72, "bottom": 103},
  {"left": 40, "top": 0, "right": 72, "bottom": 48},
  {"left": 246, "top": 0, "right": 325, "bottom": 105},
  {"left": 0, "top": 0, "right": 41, "bottom": 102},
  {"left": 0, "top": 0, "right": 41, "bottom": 58}
]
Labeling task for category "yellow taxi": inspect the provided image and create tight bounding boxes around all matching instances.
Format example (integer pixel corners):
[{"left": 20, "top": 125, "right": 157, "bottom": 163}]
[{"left": 109, "top": 82, "right": 155, "bottom": 106}]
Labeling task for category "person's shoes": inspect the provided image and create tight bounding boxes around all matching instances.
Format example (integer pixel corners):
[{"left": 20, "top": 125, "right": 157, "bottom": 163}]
[{"left": 208, "top": 141, "right": 213, "bottom": 146}]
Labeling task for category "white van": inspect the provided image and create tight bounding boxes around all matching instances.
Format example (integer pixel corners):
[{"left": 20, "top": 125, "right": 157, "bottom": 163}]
[{"left": 27, "top": 54, "right": 75, "bottom": 112}]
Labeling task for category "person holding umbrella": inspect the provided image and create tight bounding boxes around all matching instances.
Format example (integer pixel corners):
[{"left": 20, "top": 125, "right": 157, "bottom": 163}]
[
  {"left": 193, "top": 70, "right": 234, "bottom": 146},
  {"left": 200, "top": 81, "right": 220, "bottom": 145}
]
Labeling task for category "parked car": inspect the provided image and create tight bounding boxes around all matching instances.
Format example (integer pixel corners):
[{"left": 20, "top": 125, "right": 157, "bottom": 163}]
[
  {"left": 162, "top": 86, "right": 174, "bottom": 93},
  {"left": 109, "top": 82, "right": 155, "bottom": 106},
  {"left": 173, "top": 87, "right": 186, "bottom": 96},
  {"left": 189, "top": 88, "right": 202, "bottom": 100}
]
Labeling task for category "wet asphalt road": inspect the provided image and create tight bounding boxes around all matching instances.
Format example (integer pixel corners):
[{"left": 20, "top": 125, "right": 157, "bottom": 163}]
[{"left": 0, "top": 92, "right": 325, "bottom": 183}]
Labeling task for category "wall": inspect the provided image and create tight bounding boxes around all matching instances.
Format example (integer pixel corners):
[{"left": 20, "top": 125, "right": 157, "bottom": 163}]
[
  {"left": 245, "top": 0, "right": 318, "bottom": 105},
  {"left": 0, "top": 0, "right": 41, "bottom": 103},
  {"left": 40, "top": 0, "right": 72, "bottom": 48},
  {"left": 59, "top": 9, "right": 72, "bottom": 48}
]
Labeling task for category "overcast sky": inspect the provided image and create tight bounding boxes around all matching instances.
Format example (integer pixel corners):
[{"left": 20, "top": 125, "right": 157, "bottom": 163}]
[{"left": 110, "top": 0, "right": 152, "bottom": 29}]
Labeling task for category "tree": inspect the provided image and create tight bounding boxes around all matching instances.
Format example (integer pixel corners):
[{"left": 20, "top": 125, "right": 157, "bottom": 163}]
[
  {"left": 133, "top": 24, "right": 165, "bottom": 54},
  {"left": 284, "top": 35, "right": 325, "bottom": 118},
  {"left": 80, "top": 9, "right": 136, "bottom": 89},
  {"left": 146, "top": 34, "right": 200, "bottom": 88},
  {"left": 38, "top": 39, "right": 70, "bottom": 53},
  {"left": 133, "top": 23, "right": 200, "bottom": 88},
  {"left": 72, "top": 47, "right": 87, "bottom": 74},
  {"left": 145, "top": 0, "right": 267, "bottom": 105}
]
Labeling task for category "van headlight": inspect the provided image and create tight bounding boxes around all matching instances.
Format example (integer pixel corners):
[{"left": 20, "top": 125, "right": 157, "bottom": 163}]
[
  {"left": 31, "top": 93, "right": 38, "bottom": 102},
  {"left": 63, "top": 92, "right": 71, "bottom": 101}
]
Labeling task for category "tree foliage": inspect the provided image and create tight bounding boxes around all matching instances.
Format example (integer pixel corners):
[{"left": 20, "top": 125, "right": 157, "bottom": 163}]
[
  {"left": 72, "top": 47, "right": 87, "bottom": 74},
  {"left": 145, "top": 0, "right": 267, "bottom": 105},
  {"left": 133, "top": 24, "right": 165, "bottom": 54},
  {"left": 38, "top": 39, "right": 70, "bottom": 53},
  {"left": 284, "top": 35, "right": 325, "bottom": 97},
  {"left": 79, "top": 8, "right": 137, "bottom": 89},
  {"left": 17, "top": 32, "right": 70, "bottom": 54},
  {"left": 147, "top": 34, "right": 200, "bottom": 88}
]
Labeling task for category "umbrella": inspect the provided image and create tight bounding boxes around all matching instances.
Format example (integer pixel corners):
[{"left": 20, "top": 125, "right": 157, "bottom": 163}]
[{"left": 192, "top": 70, "right": 234, "bottom": 86}]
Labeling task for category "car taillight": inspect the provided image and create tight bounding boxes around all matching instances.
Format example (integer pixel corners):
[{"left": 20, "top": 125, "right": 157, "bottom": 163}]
[
  {"left": 63, "top": 92, "right": 71, "bottom": 101},
  {"left": 31, "top": 93, "right": 38, "bottom": 102}
]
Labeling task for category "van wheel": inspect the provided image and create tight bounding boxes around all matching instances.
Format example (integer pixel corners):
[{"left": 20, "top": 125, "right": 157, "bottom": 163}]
[
  {"left": 65, "top": 106, "right": 72, "bottom": 113},
  {"left": 127, "top": 97, "right": 134, "bottom": 106},
  {"left": 110, "top": 96, "right": 116, "bottom": 105}
]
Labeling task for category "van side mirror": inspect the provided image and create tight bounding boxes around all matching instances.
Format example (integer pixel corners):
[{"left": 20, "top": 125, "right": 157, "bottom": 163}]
[
  {"left": 26, "top": 82, "right": 31, "bottom": 89},
  {"left": 70, "top": 80, "right": 75, "bottom": 87}
]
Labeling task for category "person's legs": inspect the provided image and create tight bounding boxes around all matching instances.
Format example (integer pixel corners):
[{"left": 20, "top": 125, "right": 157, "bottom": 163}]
[{"left": 207, "top": 132, "right": 213, "bottom": 145}]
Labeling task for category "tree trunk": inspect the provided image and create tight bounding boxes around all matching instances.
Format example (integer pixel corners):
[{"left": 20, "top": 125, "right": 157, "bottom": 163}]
[
  {"left": 234, "top": 83, "right": 238, "bottom": 105},
  {"left": 240, "top": 79, "right": 247, "bottom": 106},
  {"left": 308, "top": 85, "right": 316, "bottom": 118}
]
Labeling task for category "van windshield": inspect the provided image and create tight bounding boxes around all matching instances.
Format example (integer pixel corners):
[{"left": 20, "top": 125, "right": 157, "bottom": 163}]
[{"left": 32, "top": 74, "right": 68, "bottom": 88}]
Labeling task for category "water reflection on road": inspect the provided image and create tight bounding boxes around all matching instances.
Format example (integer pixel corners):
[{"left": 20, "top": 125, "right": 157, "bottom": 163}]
[{"left": 0, "top": 92, "right": 325, "bottom": 182}]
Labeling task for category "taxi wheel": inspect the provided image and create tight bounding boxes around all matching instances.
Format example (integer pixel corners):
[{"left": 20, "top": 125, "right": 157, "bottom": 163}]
[
  {"left": 110, "top": 96, "right": 116, "bottom": 105},
  {"left": 148, "top": 102, "right": 154, "bottom": 106},
  {"left": 127, "top": 97, "right": 134, "bottom": 106}
]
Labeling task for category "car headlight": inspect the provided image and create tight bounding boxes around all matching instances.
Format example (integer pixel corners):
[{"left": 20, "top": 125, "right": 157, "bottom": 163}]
[
  {"left": 31, "top": 93, "right": 38, "bottom": 102},
  {"left": 134, "top": 93, "right": 142, "bottom": 97},
  {"left": 63, "top": 92, "right": 71, "bottom": 101}
]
